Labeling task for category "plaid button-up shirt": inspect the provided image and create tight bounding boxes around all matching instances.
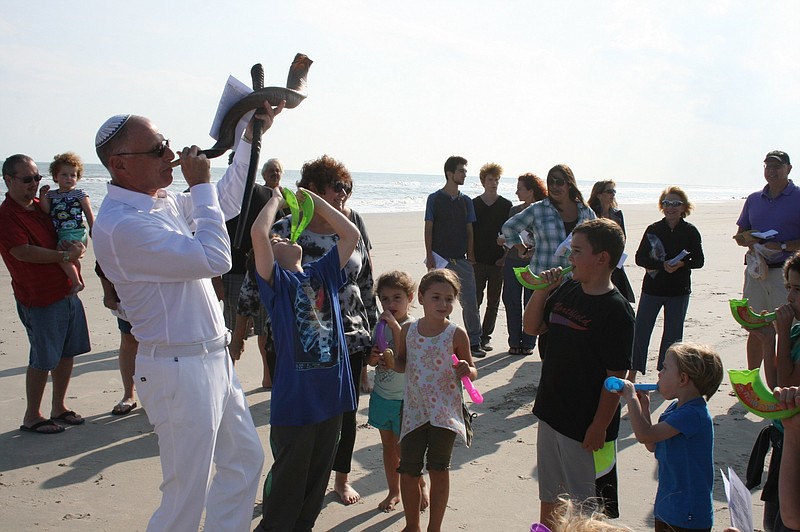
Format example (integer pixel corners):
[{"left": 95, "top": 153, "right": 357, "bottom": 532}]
[{"left": 501, "top": 198, "right": 596, "bottom": 274}]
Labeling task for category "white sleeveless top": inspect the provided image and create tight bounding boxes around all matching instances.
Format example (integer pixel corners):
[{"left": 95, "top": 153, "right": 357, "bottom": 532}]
[{"left": 400, "top": 321, "right": 466, "bottom": 443}]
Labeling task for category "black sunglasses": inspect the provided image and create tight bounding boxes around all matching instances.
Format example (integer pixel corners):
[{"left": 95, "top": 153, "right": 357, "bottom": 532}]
[
  {"left": 12, "top": 173, "right": 43, "bottom": 184},
  {"left": 115, "top": 139, "right": 171, "bottom": 158},
  {"left": 602, "top": 189, "right": 616, "bottom": 195},
  {"left": 333, "top": 181, "right": 352, "bottom": 194},
  {"left": 548, "top": 177, "right": 567, "bottom": 187}
]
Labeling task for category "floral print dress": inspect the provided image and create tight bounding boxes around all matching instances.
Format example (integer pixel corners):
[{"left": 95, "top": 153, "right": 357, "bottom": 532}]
[{"left": 400, "top": 321, "right": 467, "bottom": 443}]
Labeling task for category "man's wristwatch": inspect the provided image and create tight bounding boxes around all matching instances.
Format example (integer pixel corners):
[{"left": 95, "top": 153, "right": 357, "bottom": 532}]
[
  {"left": 62, "top": 251, "right": 70, "bottom": 262},
  {"left": 781, "top": 242, "right": 788, "bottom": 252}
]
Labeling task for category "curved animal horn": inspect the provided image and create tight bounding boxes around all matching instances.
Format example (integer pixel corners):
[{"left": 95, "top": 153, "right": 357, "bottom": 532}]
[{"left": 171, "top": 54, "right": 312, "bottom": 165}]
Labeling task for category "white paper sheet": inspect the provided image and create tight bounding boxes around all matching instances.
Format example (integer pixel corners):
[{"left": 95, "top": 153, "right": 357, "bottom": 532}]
[
  {"left": 751, "top": 229, "right": 778, "bottom": 239},
  {"left": 208, "top": 75, "right": 255, "bottom": 152},
  {"left": 422, "top": 252, "right": 449, "bottom": 269},
  {"left": 721, "top": 466, "right": 753, "bottom": 532},
  {"left": 667, "top": 249, "right": 690, "bottom": 267},
  {"left": 554, "top": 234, "right": 572, "bottom": 257}
]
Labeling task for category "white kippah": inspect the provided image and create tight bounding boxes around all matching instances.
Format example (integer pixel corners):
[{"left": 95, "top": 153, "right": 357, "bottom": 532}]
[{"left": 95, "top": 114, "right": 131, "bottom": 148}]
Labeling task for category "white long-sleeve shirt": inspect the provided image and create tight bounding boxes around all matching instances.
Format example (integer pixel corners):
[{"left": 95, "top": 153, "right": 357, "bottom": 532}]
[{"left": 93, "top": 143, "right": 252, "bottom": 345}]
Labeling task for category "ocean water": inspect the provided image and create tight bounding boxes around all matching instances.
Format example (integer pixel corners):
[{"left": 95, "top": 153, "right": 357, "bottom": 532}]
[{"left": 71, "top": 163, "right": 751, "bottom": 214}]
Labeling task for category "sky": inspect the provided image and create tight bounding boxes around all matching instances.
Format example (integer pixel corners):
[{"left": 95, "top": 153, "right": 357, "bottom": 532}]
[{"left": 1, "top": 1, "right": 799, "bottom": 187}]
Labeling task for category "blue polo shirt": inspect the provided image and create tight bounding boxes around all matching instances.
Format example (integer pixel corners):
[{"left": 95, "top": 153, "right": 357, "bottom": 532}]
[{"left": 737, "top": 180, "right": 800, "bottom": 266}]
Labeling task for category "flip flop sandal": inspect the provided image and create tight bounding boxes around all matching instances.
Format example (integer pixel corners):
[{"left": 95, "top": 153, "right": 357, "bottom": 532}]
[
  {"left": 20, "top": 419, "right": 65, "bottom": 434},
  {"left": 51, "top": 410, "right": 85, "bottom": 425},
  {"left": 111, "top": 401, "right": 137, "bottom": 416}
]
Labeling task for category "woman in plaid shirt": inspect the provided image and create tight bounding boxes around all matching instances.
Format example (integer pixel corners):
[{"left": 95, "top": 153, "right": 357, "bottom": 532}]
[
  {"left": 501, "top": 164, "right": 595, "bottom": 359},
  {"left": 501, "top": 164, "right": 595, "bottom": 275}
]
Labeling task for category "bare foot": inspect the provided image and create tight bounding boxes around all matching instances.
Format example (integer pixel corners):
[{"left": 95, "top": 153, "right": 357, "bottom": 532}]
[
  {"left": 378, "top": 492, "right": 401, "bottom": 512},
  {"left": 419, "top": 477, "right": 430, "bottom": 511},
  {"left": 334, "top": 480, "right": 361, "bottom": 505}
]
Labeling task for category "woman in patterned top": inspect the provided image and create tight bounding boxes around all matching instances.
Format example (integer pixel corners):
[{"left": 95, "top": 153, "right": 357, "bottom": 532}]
[{"left": 271, "top": 155, "right": 379, "bottom": 505}]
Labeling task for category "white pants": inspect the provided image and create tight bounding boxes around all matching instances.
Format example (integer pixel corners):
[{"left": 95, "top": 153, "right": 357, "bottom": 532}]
[{"left": 135, "top": 344, "right": 264, "bottom": 532}]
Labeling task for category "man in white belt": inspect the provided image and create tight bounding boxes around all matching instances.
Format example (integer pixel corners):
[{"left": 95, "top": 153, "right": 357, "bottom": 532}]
[{"left": 92, "top": 101, "right": 284, "bottom": 532}]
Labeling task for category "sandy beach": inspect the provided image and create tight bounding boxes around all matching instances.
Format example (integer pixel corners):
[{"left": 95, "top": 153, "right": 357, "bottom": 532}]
[{"left": 0, "top": 199, "right": 772, "bottom": 531}]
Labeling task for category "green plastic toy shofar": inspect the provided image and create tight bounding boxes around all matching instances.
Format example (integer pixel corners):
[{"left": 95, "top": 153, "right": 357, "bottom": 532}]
[{"left": 281, "top": 188, "right": 314, "bottom": 242}]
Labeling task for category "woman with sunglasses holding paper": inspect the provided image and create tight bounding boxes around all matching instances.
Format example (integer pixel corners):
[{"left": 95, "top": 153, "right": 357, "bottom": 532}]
[
  {"left": 629, "top": 186, "right": 704, "bottom": 381},
  {"left": 270, "top": 154, "right": 379, "bottom": 505},
  {"left": 501, "top": 164, "right": 595, "bottom": 358}
]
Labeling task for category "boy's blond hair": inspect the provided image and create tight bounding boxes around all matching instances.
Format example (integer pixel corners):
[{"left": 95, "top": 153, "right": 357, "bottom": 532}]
[
  {"left": 668, "top": 342, "right": 723, "bottom": 400},
  {"left": 479, "top": 162, "right": 503, "bottom": 183},
  {"left": 551, "top": 497, "right": 633, "bottom": 532}
]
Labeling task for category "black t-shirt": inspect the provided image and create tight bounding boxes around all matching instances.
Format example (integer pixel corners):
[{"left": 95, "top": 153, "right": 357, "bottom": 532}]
[
  {"left": 473, "top": 195, "right": 513, "bottom": 265},
  {"left": 533, "top": 280, "right": 634, "bottom": 443},
  {"left": 225, "top": 184, "right": 272, "bottom": 274}
]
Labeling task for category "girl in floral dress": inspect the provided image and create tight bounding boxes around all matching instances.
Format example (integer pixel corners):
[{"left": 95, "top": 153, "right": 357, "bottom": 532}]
[{"left": 394, "top": 268, "right": 478, "bottom": 532}]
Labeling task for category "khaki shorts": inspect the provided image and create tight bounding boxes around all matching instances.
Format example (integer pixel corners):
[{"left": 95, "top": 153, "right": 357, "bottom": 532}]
[
  {"left": 536, "top": 420, "right": 596, "bottom": 504},
  {"left": 743, "top": 267, "right": 787, "bottom": 313}
]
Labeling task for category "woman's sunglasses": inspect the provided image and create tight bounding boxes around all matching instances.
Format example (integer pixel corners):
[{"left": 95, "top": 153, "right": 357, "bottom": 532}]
[
  {"left": 333, "top": 181, "right": 352, "bottom": 194},
  {"left": 547, "top": 177, "right": 566, "bottom": 187},
  {"left": 661, "top": 199, "right": 684, "bottom": 208}
]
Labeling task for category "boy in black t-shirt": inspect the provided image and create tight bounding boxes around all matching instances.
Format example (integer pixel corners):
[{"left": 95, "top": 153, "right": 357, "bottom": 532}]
[{"left": 523, "top": 218, "right": 634, "bottom": 529}]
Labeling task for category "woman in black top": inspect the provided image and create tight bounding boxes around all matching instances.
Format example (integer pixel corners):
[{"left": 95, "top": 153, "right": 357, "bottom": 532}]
[
  {"left": 630, "top": 186, "right": 704, "bottom": 380},
  {"left": 588, "top": 180, "right": 635, "bottom": 303}
]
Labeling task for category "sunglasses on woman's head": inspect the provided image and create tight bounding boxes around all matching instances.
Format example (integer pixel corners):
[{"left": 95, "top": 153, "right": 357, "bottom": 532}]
[
  {"left": 12, "top": 173, "right": 43, "bottom": 184},
  {"left": 661, "top": 199, "right": 684, "bottom": 208},
  {"left": 333, "top": 181, "right": 352, "bottom": 194}
]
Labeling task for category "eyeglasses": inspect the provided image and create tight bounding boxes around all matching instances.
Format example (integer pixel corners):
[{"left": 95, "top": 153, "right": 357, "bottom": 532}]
[
  {"left": 548, "top": 177, "right": 566, "bottom": 187},
  {"left": 661, "top": 199, "right": 684, "bottom": 208},
  {"left": 115, "top": 139, "right": 171, "bottom": 158},
  {"left": 602, "top": 189, "right": 616, "bottom": 195},
  {"left": 12, "top": 173, "right": 43, "bottom": 184},
  {"left": 333, "top": 181, "right": 352, "bottom": 195}
]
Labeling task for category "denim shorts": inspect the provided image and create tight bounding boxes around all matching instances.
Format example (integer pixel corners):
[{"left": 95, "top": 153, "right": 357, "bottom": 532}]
[
  {"left": 16, "top": 295, "right": 91, "bottom": 370},
  {"left": 368, "top": 393, "right": 402, "bottom": 435}
]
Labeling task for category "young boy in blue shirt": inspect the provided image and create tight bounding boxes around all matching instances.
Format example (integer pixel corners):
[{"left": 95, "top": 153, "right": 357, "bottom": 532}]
[
  {"left": 251, "top": 186, "right": 360, "bottom": 532},
  {"left": 523, "top": 218, "right": 635, "bottom": 529}
]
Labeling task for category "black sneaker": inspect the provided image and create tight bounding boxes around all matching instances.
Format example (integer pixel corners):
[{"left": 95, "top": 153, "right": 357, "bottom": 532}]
[
  {"left": 480, "top": 339, "right": 494, "bottom": 351},
  {"left": 470, "top": 345, "right": 487, "bottom": 358}
]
